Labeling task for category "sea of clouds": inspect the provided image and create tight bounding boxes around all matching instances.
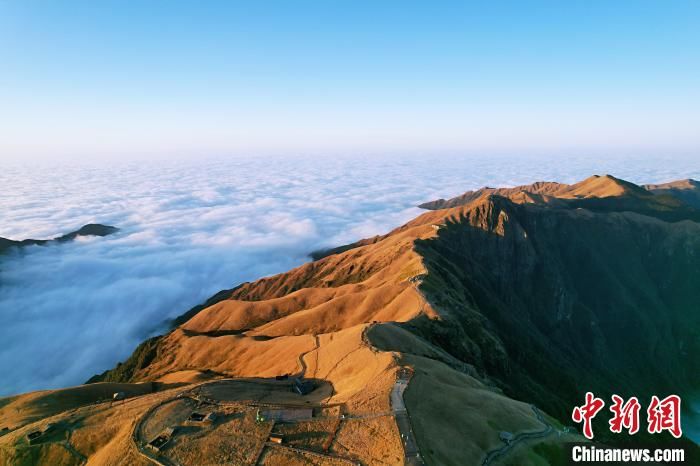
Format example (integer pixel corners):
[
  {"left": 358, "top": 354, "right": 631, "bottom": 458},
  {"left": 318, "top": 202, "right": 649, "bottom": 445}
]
[{"left": 1, "top": 153, "right": 699, "bottom": 397}]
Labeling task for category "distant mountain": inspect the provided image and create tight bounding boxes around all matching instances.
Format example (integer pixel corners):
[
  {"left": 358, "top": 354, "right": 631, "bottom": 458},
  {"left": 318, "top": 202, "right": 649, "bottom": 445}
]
[
  {"left": 644, "top": 179, "right": 700, "bottom": 210},
  {"left": 0, "top": 224, "right": 118, "bottom": 254},
  {"left": 3, "top": 177, "right": 699, "bottom": 466}
]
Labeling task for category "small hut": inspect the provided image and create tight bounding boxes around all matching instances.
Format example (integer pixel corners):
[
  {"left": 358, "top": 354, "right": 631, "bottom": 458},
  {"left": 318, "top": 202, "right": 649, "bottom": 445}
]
[
  {"left": 26, "top": 430, "right": 43, "bottom": 445},
  {"left": 26, "top": 423, "right": 54, "bottom": 444},
  {"left": 111, "top": 392, "right": 126, "bottom": 406},
  {"left": 147, "top": 427, "right": 176, "bottom": 452},
  {"left": 186, "top": 411, "right": 216, "bottom": 425}
]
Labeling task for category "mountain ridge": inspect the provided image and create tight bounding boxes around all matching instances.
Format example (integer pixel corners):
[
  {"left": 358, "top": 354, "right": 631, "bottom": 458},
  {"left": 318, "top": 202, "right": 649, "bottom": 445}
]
[{"left": 419, "top": 174, "right": 700, "bottom": 217}]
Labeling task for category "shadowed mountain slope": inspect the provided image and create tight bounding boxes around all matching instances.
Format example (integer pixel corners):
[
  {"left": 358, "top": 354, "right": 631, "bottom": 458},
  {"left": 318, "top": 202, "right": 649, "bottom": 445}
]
[{"left": 413, "top": 195, "right": 700, "bottom": 414}]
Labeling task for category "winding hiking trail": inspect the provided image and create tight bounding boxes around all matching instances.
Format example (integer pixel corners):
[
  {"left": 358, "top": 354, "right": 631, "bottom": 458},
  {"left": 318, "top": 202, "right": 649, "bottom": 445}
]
[
  {"left": 296, "top": 334, "right": 320, "bottom": 378},
  {"left": 481, "top": 405, "right": 557, "bottom": 466}
]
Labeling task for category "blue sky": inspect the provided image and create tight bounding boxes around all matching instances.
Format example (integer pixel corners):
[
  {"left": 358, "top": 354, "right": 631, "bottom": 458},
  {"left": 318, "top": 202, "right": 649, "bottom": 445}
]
[{"left": 1, "top": 1, "right": 699, "bottom": 160}]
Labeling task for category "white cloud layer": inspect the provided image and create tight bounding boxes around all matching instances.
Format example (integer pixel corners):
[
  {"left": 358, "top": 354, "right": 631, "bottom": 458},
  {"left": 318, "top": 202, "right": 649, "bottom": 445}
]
[{"left": 1, "top": 154, "right": 699, "bottom": 396}]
